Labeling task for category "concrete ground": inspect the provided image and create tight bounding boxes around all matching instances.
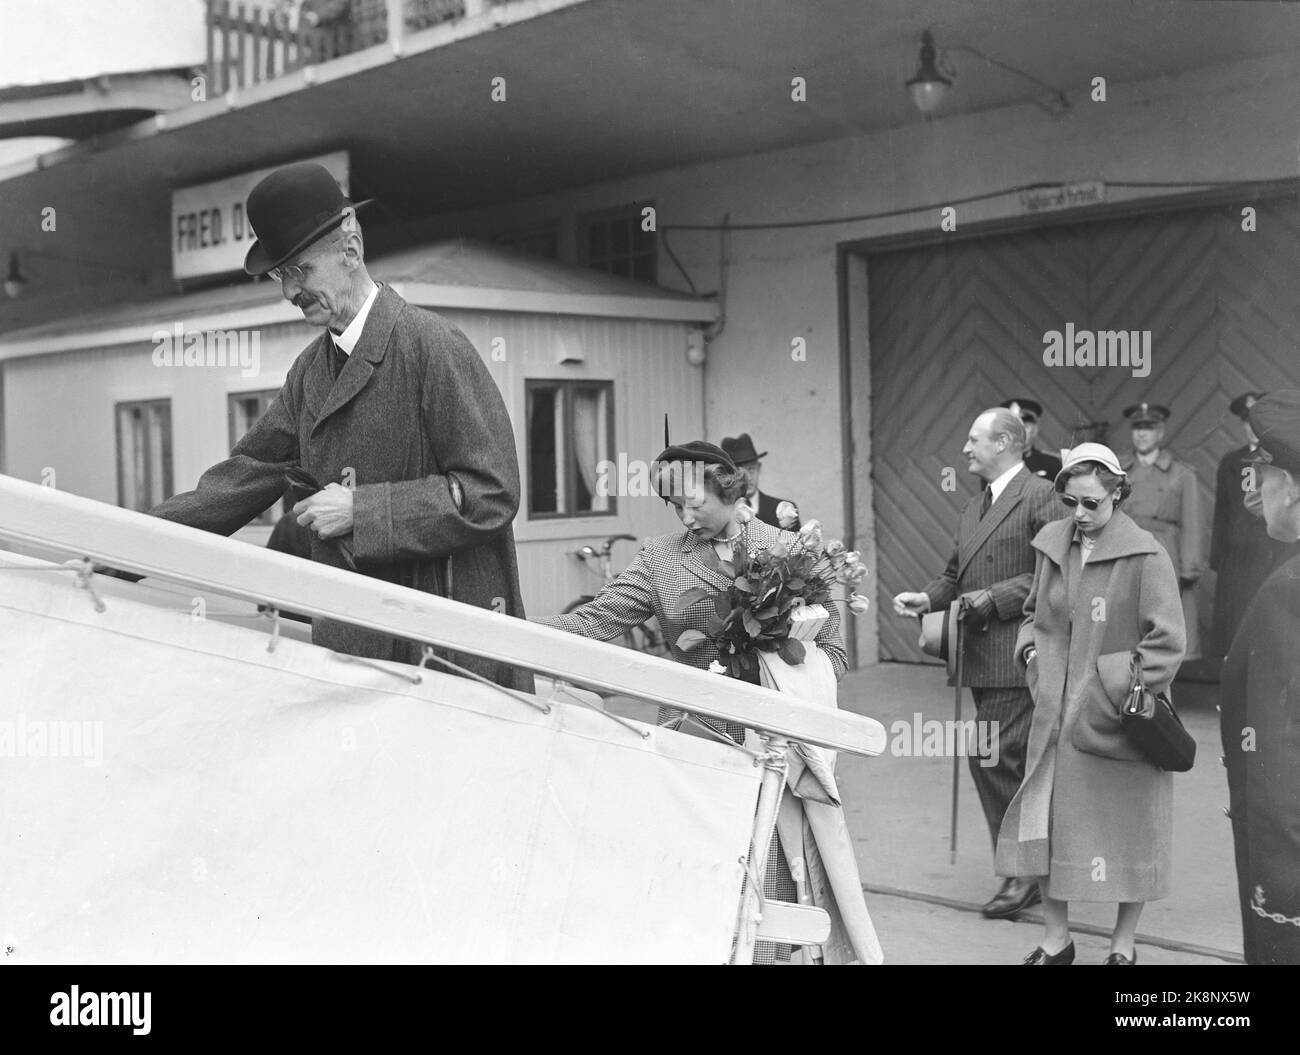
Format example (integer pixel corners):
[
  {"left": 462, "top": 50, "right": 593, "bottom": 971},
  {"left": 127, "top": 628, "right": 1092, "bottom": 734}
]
[{"left": 609, "top": 661, "right": 1241, "bottom": 966}]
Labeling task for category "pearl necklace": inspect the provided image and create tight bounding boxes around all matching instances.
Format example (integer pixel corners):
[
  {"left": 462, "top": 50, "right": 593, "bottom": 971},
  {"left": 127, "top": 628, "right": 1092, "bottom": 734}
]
[{"left": 716, "top": 523, "right": 745, "bottom": 546}]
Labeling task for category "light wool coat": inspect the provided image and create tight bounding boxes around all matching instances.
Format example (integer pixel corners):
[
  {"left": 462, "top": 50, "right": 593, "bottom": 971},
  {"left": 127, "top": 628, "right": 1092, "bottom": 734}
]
[
  {"left": 151, "top": 285, "right": 531, "bottom": 691},
  {"left": 996, "top": 510, "right": 1186, "bottom": 902}
]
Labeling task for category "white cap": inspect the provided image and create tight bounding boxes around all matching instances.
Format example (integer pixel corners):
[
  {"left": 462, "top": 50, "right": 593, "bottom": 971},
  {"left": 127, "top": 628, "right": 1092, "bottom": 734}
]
[{"left": 1055, "top": 442, "right": 1126, "bottom": 487}]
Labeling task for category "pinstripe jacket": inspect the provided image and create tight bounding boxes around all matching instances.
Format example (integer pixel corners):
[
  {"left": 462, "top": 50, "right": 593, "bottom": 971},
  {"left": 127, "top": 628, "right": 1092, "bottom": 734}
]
[
  {"left": 923, "top": 466, "right": 1060, "bottom": 688},
  {"left": 540, "top": 519, "right": 848, "bottom": 680}
]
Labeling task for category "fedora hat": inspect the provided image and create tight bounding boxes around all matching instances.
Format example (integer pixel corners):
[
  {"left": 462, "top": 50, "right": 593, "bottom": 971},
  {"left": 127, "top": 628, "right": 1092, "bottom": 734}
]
[
  {"left": 919, "top": 601, "right": 962, "bottom": 681},
  {"left": 243, "top": 162, "right": 374, "bottom": 276},
  {"left": 720, "top": 433, "right": 768, "bottom": 465}
]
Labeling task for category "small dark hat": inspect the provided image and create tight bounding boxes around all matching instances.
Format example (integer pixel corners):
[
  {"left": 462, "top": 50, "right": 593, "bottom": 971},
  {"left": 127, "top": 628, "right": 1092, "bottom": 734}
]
[
  {"left": 653, "top": 440, "right": 738, "bottom": 497},
  {"left": 720, "top": 433, "right": 767, "bottom": 465},
  {"left": 1000, "top": 397, "right": 1044, "bottom": 422},
  {"left": 243, "top": 162, "right": 374, "bottom": 276},
  {"left": 1242, "top": 389, "right": 1300, "bottom": 475},
  {"left": 1123, "top": 401, "right": 1171, "bottom": 427},
  {"left": 1229, "top": 391, "right": 1265, "bottom": 421}
]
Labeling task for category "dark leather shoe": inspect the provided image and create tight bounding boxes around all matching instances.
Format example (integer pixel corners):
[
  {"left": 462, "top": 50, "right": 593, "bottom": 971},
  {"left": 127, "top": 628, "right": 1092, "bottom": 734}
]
[
  {"left": 982, "top": 877, "right": 1042, "bottom": 919},
  {"left": 1104, "top": 951, "right": 1137, "bottom": 964},
  {"left": 1022, "top": 941, "right": 1075, "bottom": 965}
]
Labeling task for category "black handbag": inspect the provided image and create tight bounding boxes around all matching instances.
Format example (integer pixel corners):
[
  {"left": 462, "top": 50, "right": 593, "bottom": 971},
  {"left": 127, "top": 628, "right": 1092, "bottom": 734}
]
[{"left": 1121, "top": 651, "right": 1196, "bottom": 772}]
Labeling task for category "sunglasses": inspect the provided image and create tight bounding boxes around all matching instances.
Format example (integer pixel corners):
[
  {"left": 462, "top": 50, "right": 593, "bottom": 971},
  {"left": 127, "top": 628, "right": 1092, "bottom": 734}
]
[{"left": 1059, "top": 494, "right": 1112, "bottom": 511}]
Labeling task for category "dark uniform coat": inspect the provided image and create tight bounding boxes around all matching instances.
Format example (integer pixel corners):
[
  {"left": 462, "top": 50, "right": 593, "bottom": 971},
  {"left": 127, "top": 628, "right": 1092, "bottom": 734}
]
[
  {"left": 997, "top": 512, "right": 1186, "bottom": 901},
  {"left": 151, "top": 285, "right": 531, "bottom": 691},
  {"left": 1210, "top": 445, "right": 1297, "bottom": 657},
  {"left": 1220, "top": 553, "right": 1300, "bottom": 964},
  {"left": 1023, "top": 446, "right": 1063, "bottom": 481}
]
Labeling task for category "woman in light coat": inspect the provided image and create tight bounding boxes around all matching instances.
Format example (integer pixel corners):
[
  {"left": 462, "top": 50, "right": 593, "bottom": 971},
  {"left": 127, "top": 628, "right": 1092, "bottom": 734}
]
[{"left": 997, "top": 444, "right": 1186, "bottom": 965}]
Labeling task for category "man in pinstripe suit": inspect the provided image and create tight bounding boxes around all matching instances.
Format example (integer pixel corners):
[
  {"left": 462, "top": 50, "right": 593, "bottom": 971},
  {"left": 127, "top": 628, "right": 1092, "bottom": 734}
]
[{"left": 893, "top": 408, "right": 1060, "bottom": 919}]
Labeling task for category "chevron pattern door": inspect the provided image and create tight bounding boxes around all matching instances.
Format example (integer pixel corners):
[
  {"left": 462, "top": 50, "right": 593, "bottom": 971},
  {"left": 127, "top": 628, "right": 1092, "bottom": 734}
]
[{"left": 866, "top": 195, "right": 1300, "bottom": 663}]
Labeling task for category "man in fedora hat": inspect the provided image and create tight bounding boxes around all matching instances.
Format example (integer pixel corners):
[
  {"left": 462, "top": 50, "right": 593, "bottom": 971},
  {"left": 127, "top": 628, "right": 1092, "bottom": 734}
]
[
  {"left": 1221, "top": 390, "right": 1300, "bottom": 963},
  {"left": 892, "top": 407, "right": 1058, "bottom": 919},
  {"left": 1210, "top": 392, "right": 1296, "bottom": 658},
  {"left": 1120, "top": 401, "right": 1205, "bottom": 665},
  {"left": 149, "top": 162, "right": 530, "bottom": 691},
  {"left": 719, "top": 433, "right": 800, "bottom": 529}
]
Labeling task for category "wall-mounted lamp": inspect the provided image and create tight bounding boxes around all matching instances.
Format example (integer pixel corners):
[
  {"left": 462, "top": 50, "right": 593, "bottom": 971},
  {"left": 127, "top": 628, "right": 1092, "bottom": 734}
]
[
  {"left": 685, "top": 329, "right": 706, "bottom": 367},
  {"left": 905, "top": 31, "right": 952, "bottom": 116},
  {"left": 4, "top": 251, "right": 25, "bottom": 299},
  {"left": 2, "top": 247, "right": 148, "bottom": 298},
  {"left": 905, "top": 30, "right": 1071, "bottom": 118}
]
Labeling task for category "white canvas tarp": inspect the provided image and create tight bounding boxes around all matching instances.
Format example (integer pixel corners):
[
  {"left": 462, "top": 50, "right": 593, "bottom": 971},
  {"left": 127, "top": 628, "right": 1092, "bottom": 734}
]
[{"left": 0, "top": 557, "right": 761, "bottom": 964}]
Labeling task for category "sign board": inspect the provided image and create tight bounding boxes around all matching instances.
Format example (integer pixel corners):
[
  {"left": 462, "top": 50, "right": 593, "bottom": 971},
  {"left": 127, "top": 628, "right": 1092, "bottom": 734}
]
[
  {"left": 1018, "top": 180, "right": 1106, "bottom": 215},
  {"left": 171, "top": 151, "right": 350, "bottom": 281}
]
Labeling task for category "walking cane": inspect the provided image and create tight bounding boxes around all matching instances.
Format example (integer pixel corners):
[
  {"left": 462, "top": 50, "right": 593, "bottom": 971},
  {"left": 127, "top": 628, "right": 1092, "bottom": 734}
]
[{"left": 949, "top": 597, "right": 969, "bottom": 865}]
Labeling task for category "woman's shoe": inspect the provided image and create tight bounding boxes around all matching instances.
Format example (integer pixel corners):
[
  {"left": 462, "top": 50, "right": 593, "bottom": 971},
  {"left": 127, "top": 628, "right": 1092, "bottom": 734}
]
[
  {"left": 1022, "top": 942, "right": 1074, "bottom": 965},
  {"left": 1104, "top": 951, "right": 1137, "bottom": 964}
]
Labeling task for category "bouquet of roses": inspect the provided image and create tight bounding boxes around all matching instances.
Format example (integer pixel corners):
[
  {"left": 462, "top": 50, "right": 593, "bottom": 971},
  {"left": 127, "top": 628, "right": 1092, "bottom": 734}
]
[{"left": 674, "top": 502, "right": 870, "bottom": 682}]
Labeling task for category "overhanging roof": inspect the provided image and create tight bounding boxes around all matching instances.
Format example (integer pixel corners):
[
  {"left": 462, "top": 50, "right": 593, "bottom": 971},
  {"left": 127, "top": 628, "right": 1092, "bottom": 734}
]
[
  {"left": 0, "top": 69, "right": 197, "bottom": 141},
  {"left": 0, "top": 239, "right": 717, "bottom": 359}
]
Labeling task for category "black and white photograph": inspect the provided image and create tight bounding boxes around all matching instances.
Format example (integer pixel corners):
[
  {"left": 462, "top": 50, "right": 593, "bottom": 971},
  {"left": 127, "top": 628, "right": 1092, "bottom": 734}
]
[{"left": 0, "top": 0, "right": 1298, "bottom": 1026}]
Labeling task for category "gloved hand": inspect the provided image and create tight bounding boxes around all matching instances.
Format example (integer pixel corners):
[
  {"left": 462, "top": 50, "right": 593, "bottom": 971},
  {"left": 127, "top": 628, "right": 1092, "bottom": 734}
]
[{"left": 959, "top": 589, "right": 995, "bottom": 625}]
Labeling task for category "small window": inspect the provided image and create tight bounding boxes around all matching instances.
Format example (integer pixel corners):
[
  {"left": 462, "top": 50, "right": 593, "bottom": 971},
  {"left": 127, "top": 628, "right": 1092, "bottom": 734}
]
[
  {"left": 115, "top": 400, "right": 173, "bottom": 512},
  {"left": 229, "top": 389, "right": 287, "bottom": 525},
  {"left": 526, "top": 380, "right": 615, "bottom": 519},
  {"left": 578, "top": 203, "right": 656, "bottom": 282}
]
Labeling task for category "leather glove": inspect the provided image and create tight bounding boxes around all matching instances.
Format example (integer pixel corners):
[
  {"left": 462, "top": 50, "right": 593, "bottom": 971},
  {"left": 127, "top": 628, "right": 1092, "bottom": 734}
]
[{"left": 959, "top": 589, "right": 995, "bottom": 625}]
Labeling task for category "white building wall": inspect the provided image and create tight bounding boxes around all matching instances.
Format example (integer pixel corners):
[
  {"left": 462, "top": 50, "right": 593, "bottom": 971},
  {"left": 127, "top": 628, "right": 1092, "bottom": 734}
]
[{"left": 399, "top": 51, "right": 1300, "bottom": 664}]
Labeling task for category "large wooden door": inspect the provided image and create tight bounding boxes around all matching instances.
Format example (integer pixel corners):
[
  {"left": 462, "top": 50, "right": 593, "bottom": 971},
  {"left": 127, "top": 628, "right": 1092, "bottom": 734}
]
[{"left": 866, "top": 196, "right": 1300, "bottom": 663}]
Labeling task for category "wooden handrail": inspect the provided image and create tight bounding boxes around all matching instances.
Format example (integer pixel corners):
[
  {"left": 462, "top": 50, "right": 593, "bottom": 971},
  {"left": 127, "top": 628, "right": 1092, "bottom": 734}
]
[{"left": 0, "top": 473, "right": 886, "bottom": 757}]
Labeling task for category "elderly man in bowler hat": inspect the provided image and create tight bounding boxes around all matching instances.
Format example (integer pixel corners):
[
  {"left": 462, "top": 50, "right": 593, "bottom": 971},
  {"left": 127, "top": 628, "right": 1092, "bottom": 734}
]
[
  {"left": 1221, "top": 390, "right": 1300, "bottom": 964},
  {"left": 149, "top": 162, "right": 530, "bottom": 691},
  {"left": 720, "top": 433, "right": 800, "bottom": 529},
  {"left": 1120, "top": 402, "right": 1206, "bottom": 664}
]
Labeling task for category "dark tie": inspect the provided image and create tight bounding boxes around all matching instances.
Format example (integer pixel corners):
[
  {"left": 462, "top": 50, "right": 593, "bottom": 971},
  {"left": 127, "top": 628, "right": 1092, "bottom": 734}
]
[
  {"left": 330, "top": 338, "right": 348, "bottom": 380},
  {"left": 980, "top": 487, "right": 993, "bottom": 518}
]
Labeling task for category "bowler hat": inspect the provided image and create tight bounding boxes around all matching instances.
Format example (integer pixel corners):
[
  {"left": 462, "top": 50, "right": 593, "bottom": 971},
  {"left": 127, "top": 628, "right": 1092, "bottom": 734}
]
[
  {"left": 1243, "top": 389, "right": 1300, "bottom": 475},
  {"left": 919, "top": 601, "right": 962, "bottom": 681},
  {"left": 243, "top": 162, "right": 374, "bottom": 276},
  {"left": 720, "top": 433, "right": 768, "bottom": 465},
  {"left": 1123, "top": 401, "right": 1171, "bottom": 427}
]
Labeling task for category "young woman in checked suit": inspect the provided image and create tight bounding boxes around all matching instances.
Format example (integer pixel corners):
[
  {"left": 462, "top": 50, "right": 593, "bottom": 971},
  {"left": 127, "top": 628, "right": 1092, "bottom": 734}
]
[{"left": 539, "top": 440, "right": 879, "bottom": 964}]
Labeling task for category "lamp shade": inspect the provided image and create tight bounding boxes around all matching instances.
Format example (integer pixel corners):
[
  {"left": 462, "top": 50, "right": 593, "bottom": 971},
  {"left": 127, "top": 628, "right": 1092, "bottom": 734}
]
[{"left": 905, "top": 31, "right": 952, "bottom": 115}]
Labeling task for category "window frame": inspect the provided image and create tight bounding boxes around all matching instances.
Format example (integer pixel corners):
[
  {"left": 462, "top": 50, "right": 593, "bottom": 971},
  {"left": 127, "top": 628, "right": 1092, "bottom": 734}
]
[
  {"left": 114, "top": 398, "right": 174, "bottom": 513},
  {"left": 227, "top": 388, "right": 288, "bottom": 525},
  {"left": 524, "top": 378, "right": 617, "bottom": 522},
  {"left": 577, "top": 202, "right": 657, "bottom": 283}
]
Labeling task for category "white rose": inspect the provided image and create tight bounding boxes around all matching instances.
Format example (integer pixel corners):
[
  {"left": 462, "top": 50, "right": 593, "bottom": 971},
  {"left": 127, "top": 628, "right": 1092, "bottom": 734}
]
[
  {"left": 776, "top": 501, "right": 799, "bottom": 529},
  {"left": 708, "top": 660, "right": 727, "bottom": 675}
]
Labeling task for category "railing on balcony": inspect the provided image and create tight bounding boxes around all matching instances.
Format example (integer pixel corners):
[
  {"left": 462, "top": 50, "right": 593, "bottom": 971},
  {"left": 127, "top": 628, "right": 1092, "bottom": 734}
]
[{"left": 205, "top": 0, "right": 497, "bottom": 96}]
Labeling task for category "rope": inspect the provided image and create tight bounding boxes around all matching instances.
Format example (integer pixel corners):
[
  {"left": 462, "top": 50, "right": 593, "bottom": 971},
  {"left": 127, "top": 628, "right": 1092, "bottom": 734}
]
[
  {"left": 548, "top": 680, "right": 650, "bottom": 739},
  {"left": 332, "top": 651, "right": 423, "bottom": 684},
  {"left": 0, "top": 558, "right": 109, "bottom": 612},
  {"left": 418, "top": 645, "right": 550, "bottom": 714}
]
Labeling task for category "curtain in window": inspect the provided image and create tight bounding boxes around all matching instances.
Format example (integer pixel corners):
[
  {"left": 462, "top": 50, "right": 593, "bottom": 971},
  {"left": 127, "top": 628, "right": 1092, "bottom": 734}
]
[{"left": 571, "top": 387, "right": 607, "bottom": 513}]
